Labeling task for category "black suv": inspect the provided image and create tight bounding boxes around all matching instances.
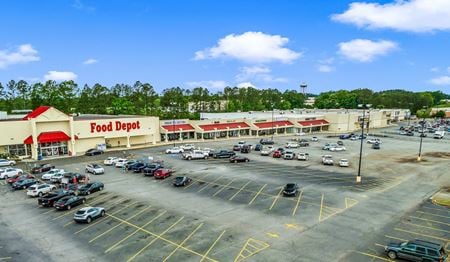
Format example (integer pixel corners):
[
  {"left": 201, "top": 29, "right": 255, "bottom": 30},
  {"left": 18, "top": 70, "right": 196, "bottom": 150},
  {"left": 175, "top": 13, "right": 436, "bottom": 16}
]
[
  {"left": 283, "top": 183, "right": 299, "bottom": 197},
  {"left": 385, "top": 239, "right": 448, "bottom": 261},
  {"left": 213, "top": 150, "right": 236, "bottom": 159},
  {"left": 240, "top": 145, "right": 251, "bottom": 153},
  {"left": 260, "top": 139, "right": 274, "bottom": 145},
  {"left": 78, "top": 182, "right": 104, "bottom": 195},
  {"left": 143, "top": 163, "right": 163, "bottom": 176}
]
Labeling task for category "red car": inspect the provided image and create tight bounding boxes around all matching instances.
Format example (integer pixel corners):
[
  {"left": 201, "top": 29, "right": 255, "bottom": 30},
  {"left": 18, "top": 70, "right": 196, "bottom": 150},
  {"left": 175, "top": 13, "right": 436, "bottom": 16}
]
[
  {"left": 272, "top": 151, "right": 282, "bottom": 158},
  {"left": 154, "top": 169, "right": 173, "bottom": 179},
  {"left": 7, "top": 174, "right": 35, "bottom": 184}
]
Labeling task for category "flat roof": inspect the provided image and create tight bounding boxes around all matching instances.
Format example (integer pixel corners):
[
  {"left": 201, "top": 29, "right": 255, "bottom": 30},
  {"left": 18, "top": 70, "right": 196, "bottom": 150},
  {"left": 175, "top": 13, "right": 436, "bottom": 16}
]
[{"left": 73, "top": 114, "right": 147, "bottom": 121}]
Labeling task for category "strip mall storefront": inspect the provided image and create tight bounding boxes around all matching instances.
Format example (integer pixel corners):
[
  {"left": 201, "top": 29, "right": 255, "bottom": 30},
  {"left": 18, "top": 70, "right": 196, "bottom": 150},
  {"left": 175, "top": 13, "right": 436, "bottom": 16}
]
[{"left": 0, "top": 106, "right": 160, "bottom": 160}]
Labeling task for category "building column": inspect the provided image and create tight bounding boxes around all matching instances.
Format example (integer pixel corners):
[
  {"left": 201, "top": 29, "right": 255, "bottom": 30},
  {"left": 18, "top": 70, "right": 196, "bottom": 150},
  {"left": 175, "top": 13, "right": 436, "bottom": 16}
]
[
  {"left": 165, "top": 133, "right": 168, "bottom": 143},
  {"left": 30, "top": 118, "right": 38, "bottom": 160},
  {"left": 226, "top": 127, "right": 230, "bottom": 138},
  {"left": 126, "top": 136, "right": 131, "bottom": 148},
  {"left": 152, "top": 134, "right": 156, "bottom": 145},
  {"left": 320, "top": 126, "right": 323, "bottom": 132},
  {"left": 179, "top": 130, "right": 183, "bottom": 141},
  {"left": 238, "top": 127, "right": 241, "bottom": 137},
  {"left": 275, "top": 125, "right": 278, "bottom": 135}
]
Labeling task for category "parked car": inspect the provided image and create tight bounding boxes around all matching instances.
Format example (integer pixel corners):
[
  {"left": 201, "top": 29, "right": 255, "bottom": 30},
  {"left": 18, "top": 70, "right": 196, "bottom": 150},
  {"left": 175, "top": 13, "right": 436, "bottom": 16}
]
[
  {"left": 41, "top": 169, "right": 65, "bottom": 180},
  {"left": 143, "top": 163, "right": 163, "bottom": 176},
  {"left": 230, "top": 155, "right": 250, "bottom": 163},
  {"left": 240, "top": 144, "right": 252, "bottom": 153},
  {"left": 114, "top": 159, "right": 128, "bottom": 168},
  {"left": 12, "top": 179, "right": 38, "bottom": 190},
  {"left": 232, "top": 145, "right": 242, "bottom": 151},
  {"left": 0, "top": 168, "right": 23, "bottom": 179},
  {"left": 286, "top": 142, "right": 299, "bottom": 148},
  {"left": 50, "top": 173, "right": 65, "bottom": 183},
  {"left": 27, "top": 184, "right": 57, "bottom": 197},
  {"left": 419, "top": 132, "right": 427, "bottom": 137},
  {"left": 294, "top": 132, "right": 306, "bottom": 136},
  {"left": 104, "top": 157, "right": 119, "bottom": 166},
  {"left": 311, "top": 137, "right": 319, "bottom": 142},
  {"left": 337, "top": 141, "right": 344, "bottom": 146},
  {"left": 213, "top": 150, "right": 236, "bottom": 158},
  {"left": 259, "top": 139, "right": 274, "bottom": 145},
  {"left": 85, "top": 148, "right": 103, "bottom": 156},
  {"left": 63, "top": 173, "right": 86, "bottom": 183},
  {"left": 367, "top": 138, "right": 382, "bottom": 144},
  {"left": 299, "top": 141, "right": 310, "bottom": 147},
  {"left": 372, "top": 143, "right": 381, "bottom": 150},
  {"left": 31, "top": 163, "right": 55, "bottom": 174},
  {"left": 329, "top": 146, "right": 346, "bottom": 152},
  {"left": 350, "top": 135, "right": 358, "bottom": 140},
  {"left": 384, "top": 239, "right": 448, "bottom": 261},
  {"left": 322, "top": 155, "right": 334, "bottom": 165},
  {"left": 260, "top": 146, "right": 275, "bottom": 156},
  {"left": 322, "top": 143, "right": 337, "bottom": 150},
  {"left": 54, "top": 195, "right": 86, "bottom": 210},
  {"left": 283, "top": 183, "right": 299, "bottom": 197},
  {"left": 38, "top": 189, "right": 75, "bottom": 207},
  {"left": 165, "top": 147, "right": 184, "bottom": 154},
  {"left": 78, "top": 182, "right": 104, "bottom": 195},
  {"left": 254, "top": 144, "right": 263, "bottom": 151},
  {"left": 339, "top": 159, "right": 349, "bottom": 167},
  {"left": 0, "top": 159, "right": 16, "bottom": 167},
  {"left": 283, "top": 151, "right": 296, "bottom": 160},
  {"left": 339, "top": 134, "right": 353, "bottom": 139},
  {"left": 173, "top": 176, "right": 192, "bottom": 187},
  {"left": 6, "top": 174, "right": 35, "bottom": 184},
  {"left": 297, "top": 152, "right": 310, "bottom": 161},
  {"left": 154, "top": 168, "right": 173, "bottom": 179},
  {"left": 180, "top": 144, "right": 196, "bottom": 151},
  {"left": 433, "top": 131, "right": 445, "bottom": 139},
  {"left": 85, "top": 164, "right": 105, "bottom": 175},
  {"left": 74, "top": 207, "right": 106, "bottom": 224},
  {"left": 183, "top": 150, "right": 208, "bottom": 160},
  {"left": 124, "top": 160, "right": 139, "bottom": 170},
  {"left": 272, "top": 150, "right": 282, "bottom": 158},
  {"left": 131, "top": 162, "right": 147, "bottom": 173},
  {"left": 406, "top": 131, "right": 414, "bottom": 136}
]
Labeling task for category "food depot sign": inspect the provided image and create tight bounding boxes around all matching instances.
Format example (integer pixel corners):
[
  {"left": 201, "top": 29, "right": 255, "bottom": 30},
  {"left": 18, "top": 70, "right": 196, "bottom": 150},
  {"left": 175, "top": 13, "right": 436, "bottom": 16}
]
[{"left": 90, "top": 121, "right": 141, "bottom": 133}]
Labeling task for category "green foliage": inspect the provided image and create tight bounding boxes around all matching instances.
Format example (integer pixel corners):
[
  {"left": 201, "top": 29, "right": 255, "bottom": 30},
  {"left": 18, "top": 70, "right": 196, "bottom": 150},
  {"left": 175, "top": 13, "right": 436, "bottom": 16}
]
[{"left": 433, "top": 110, "right": 446, "bottom": 118}]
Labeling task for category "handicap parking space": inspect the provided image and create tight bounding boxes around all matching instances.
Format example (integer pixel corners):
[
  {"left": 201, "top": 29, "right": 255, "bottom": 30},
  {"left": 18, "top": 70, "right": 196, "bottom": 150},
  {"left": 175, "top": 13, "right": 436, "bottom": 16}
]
[{"left": 346, "top": 200, "right": 450, "bottom": 261}]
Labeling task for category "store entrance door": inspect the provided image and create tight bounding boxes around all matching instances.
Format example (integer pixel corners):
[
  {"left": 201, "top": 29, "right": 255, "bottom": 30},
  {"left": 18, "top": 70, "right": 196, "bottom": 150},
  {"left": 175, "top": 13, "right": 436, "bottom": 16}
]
[{"left": 38, "top": 142, "right": 68, "bottom": 157}]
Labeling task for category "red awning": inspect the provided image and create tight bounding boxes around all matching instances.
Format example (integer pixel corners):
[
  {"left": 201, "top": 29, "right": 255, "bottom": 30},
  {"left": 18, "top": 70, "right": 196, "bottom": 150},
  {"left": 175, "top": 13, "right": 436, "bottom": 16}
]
[
  {"left": 22, "top": 106, "right": 50, "bottom": 120},
  {"left": 199, "top": 122, "right": 249, "bottom": 131},
  {"left": 162, "top": 124, "right": 194, "bottom": 132},
  {"left": 298, "top": 119, "right": 329, "bottom": 126},
  {"left": 24, "top": 133, "right": 77, "bottom": 144},
  {"left": 254, "top": 120, "right": 293, "bottom": 129}
]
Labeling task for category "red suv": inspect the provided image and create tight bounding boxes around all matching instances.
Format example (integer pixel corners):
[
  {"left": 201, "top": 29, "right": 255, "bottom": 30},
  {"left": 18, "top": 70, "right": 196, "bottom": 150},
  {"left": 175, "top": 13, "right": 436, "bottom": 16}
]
[
  {"left": 272, "top": 151, "right": 282, "bottom": 158},
  {"left": 7, "top": 174, "right": 35, "bottom": 184},
  {"left": 154, "top": 169, "right": 173, "bottom": 179}
]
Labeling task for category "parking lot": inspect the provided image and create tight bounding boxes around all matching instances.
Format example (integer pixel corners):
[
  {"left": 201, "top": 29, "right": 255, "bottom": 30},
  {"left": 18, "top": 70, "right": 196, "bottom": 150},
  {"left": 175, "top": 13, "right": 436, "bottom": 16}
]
[{"left": 0, "top": 129, "right": 449, "bottom": 261}]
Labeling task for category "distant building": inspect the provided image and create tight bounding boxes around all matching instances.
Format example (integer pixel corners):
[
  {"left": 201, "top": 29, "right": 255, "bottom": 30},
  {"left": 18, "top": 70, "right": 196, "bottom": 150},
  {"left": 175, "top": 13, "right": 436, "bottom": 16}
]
[
  {"left": 430, "top": 107, "right": 450, "bottom": 118},
  {"left": 304, "top": 97, "right": 316, "bottom": 106},
  {"left": 187, "top": 100, "right": 229, "bottom": 113}
]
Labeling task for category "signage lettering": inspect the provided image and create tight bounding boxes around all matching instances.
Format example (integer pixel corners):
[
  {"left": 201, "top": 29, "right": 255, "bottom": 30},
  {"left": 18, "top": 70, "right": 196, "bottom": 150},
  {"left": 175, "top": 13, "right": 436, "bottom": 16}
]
[{"left": 90, "top": 121, "right": 141, "bottom": 133}]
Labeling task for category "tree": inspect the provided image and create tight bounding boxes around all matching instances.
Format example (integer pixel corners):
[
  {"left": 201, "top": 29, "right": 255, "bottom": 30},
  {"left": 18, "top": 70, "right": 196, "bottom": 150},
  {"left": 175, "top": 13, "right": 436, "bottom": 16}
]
[{"left": 433, "top": 110, "right": 446, "bottom": 118}]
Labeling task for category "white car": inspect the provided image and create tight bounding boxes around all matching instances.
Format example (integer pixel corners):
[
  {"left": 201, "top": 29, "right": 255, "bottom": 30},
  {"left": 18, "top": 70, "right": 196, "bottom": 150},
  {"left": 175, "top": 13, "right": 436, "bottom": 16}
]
[
  {"left": 297, "top": 152, "right": 310, "bottom": 161},
  {"left": 41, "top": 169, "right": 65, "bottom": 180},
  {"left": 0, "top": 159, "right": 16, "bottom": 167},
  {"left": 104, "top": 157, "right": 119, "bottom": 166},
  {"left": 339, "top": 159, "right": 349, "bottom": 167},
  {"left": 180, "top": 144, "right": 196, "bottom": 151},
  {"left": 27, "top": 184, "right": 56, "bottom": 197},
  {"left": 329, "top": 146, "right": 346, "bottom": 152},
  {"left": 114, "top": 159, "right": 128, "bottom": 168},
  {"left": 286, "top": 142, "right": 299, "bottom": 148},
  {"left": 0, "top": 168, "right": 23, "bottom": 179},
  {"left": 283, "top": 151, "right": 296, "bottom": 160},
  {"left": 367, "top": 138, "right": 382, "bottom": 144},
  {"left": 311, "top": 137, "right": 319, "bottom": 142},
  {"left": 260, "top": 146, "right": 274, "bottom": 156},
  {"left": 322, "top": 155, "right": 334, "bottom": 165},
  {"left": 51, "top": 173, "right": 65, "bottom": 183},
  {"left": 85, "top": 164, "right": 105, "bottom": 175},
  {"left": 295, "top": 132, "right": 306, "bottom": 136},
  {"left": 165, "top": 147, "right": 184, "bottom": 154}
]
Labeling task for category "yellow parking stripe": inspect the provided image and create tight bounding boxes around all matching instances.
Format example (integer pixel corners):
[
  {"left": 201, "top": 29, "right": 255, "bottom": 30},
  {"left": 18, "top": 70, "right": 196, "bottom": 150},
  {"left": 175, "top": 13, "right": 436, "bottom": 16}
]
[
  {"left": 248, "top": 184, "right": 267, "bottom": 205},
  {"left": 318, "top": 193, "right": 324, "bottom": 221},
  {"left": 200, "top": 230, "right": 226, "bottom": 262},
  {"left": 394, "top": 228, "right": 450, "bottom": 242},
  {"left": 126, "top": 217, "right": 184, "bottom": 262},
  {"left": 268, "top": 187, "right": 284, "bottom": 211},
  {"left": 410, "top": 216, "right": 450, "bottom": 226},
  {"left": 416, "top": 210, "right": 450, "bottom": 219},
  {"left": 198, "top": 176, "right": 223, "bottom": 193},
  {"left": 89, "top": 206, "right": 151, "bottom": 243},
  {"left": 229, "top": 181, "right": 251, "bottom": 201},
  {"left": 104, "top": 210, "right": 167, "bottom": 253},
  {"left": 0, "top": 257, "right": 12, "bottom": 261},
  {"left": 292, "top": 191, "right": 303, "bottom": 216},
  {"left": 384, "top": 235, "right": 407, "bottom": 242},
  {"left": 212, "top": 179, "right": 236, "bottom": 197},
  {"left": 352, "top": 251, "right": 393, "bottom": 261},
  {"left": 163, "top": 223, "right": 204, "bottom": 262},
  {"left": 401, "top": 221, "right": 450, "bottom": 233}
]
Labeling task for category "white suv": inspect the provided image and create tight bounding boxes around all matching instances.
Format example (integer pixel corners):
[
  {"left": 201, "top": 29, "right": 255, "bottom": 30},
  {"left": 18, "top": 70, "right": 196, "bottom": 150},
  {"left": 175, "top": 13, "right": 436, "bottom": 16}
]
[
  {"left": 165, "top": 147, "right": 184, "bottom": 154},
  {"left": 367, "top": 138, "right": 382, "bottom": 144},
  {"left": 42, "top": 169, "right": 65, "bottom": 180},
  {"left": 297, "top": 152, "right": 310, "bottom": 161},
  {"left": 85, "top": 164, "right": 105, "bottom": 175},
  {"left": 114, "top": 159, "right": 128, "bottom": 168},
  {"left": 180, "top": 144, "right": 196, "bottom": 151},
  {"left": 322, "top": 155, "right": 334, "bottom": 165},
  {"left": 104, "top": 157, "right": 119, "bottom": 166},
  {"left": 0, "top": 168, "right": 23, "bottom": 179},
  {"left": 286, "top": 142, "right": 299, "bottom": 148},
  {"left": 27, "top": 184, "right": 56, "bottom": 197}
]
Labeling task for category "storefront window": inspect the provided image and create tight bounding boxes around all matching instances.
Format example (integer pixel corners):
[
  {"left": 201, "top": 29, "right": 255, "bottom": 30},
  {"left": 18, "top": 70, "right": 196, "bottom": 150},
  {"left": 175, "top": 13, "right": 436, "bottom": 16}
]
[
  {"left": 7, "top": 144, "right": 31, "bottom": 156},
  {"left": 39, "top": 141, "right": 68, "bottom": 157}
]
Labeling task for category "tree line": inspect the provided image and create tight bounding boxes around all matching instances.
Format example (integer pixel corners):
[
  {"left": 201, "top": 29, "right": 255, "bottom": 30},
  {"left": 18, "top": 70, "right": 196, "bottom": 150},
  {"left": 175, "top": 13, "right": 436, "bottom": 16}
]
[{"left": 0, "top": 80, "right": 448, "bottom": 119}]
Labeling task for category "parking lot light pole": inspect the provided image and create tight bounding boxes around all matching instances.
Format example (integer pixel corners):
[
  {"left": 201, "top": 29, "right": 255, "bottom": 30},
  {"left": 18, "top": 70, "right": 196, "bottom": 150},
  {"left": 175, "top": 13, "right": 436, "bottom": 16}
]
[
  {"left": 357, "top": 104, "right": 371, "bottom": 183},
  {"left": 417, "top": 106, "right": 427, "bottom": 161},
  {"left": 271, "top": 104, "right": 275, "bottom": 141}
]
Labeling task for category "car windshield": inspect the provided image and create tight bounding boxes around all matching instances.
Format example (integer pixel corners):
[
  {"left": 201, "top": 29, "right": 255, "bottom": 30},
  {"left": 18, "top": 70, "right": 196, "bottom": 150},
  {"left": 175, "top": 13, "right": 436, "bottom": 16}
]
[
  {"left": 175, "top": 177, "right": 184, "bottom": 181},
  {"left": 93, "top": 164, "right": 100, "bottom": 168},
  {"left": 286, "top": 184, "right": 296, "bottom": 189},
  {"left": 75, "top": 210, "right": 86, "bottom": 215}
]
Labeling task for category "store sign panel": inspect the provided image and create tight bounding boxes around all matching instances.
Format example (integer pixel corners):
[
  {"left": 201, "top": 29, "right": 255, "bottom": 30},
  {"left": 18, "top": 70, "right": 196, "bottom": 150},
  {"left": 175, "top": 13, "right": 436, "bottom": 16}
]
[{"left": 90, "top": 121, "right": 141, "bottom": 133}]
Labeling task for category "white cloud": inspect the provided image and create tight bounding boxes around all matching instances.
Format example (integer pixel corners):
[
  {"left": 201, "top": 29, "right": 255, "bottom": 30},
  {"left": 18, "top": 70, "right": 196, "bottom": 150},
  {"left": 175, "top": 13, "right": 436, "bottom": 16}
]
[
  {"left": 0, "top": 44, "right": 40, "bottom": 69},
  {"left": 83, "top": 58, "right": 98, "bottom": 65},
  {"left": 317, "top": 58, "right": 335, "bottom": 72},
  {"left": 235, "top": 66, "right": 287, "bottom": 83},
  {"left": 430, "top": 76, "right": 450, "bottom": 86},
  {"left": 186, "top": 80, "right": 228, "bottom": 90},
  {"left": 430, "top": 67, "right": 439, "bottom": 73},
  {"left": 44, "top": 71, "right": 78, "bottom": 81},
  {"left": 338, "top": 39, "right": 398, "bottom": 62},
  {"left": 447, "top": 66, "right": 450, "bottom": 73},
  {"left": 194, "top": 31, "right": 301, "bottom": 64},
  {"left": 237, "top": 82, "right": 257, "bottom": 88},
  {"left": 332, "top": 0, "right": 450, "bottom": 33}
]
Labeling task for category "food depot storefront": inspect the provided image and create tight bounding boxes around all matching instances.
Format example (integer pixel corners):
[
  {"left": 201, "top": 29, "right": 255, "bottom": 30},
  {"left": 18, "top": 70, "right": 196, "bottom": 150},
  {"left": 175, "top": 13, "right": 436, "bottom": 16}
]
[{"left": 0, "top": 106, "right": 160, "bottom": 160}]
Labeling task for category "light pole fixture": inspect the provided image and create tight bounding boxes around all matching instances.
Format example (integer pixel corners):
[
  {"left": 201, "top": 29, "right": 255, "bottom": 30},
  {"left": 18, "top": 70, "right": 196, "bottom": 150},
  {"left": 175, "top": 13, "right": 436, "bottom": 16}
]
[
  {"left": 356, "top": 103, "right": 371, "bottom": 183},
  {"left": 271, "top": 103, "right": 275, "bottom": 141},
  {"left": 417, "top": 106, "right": 427, "bottom": 161}
]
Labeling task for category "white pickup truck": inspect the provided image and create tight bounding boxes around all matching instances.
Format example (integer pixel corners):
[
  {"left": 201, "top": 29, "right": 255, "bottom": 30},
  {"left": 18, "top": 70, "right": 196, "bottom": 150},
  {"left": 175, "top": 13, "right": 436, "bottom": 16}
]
[
  {"left": 433, "top": 131, "right": 445, "bottom": 139},
  {"left": 182, "top": 150, "right": 208, "bottom": 160}
]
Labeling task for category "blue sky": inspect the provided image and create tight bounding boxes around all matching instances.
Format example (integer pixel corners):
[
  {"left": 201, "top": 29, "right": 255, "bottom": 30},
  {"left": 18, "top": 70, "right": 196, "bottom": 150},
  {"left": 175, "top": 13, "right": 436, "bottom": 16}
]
[{"left": 1, "top": 0, "right": 449, "bottom": 94}]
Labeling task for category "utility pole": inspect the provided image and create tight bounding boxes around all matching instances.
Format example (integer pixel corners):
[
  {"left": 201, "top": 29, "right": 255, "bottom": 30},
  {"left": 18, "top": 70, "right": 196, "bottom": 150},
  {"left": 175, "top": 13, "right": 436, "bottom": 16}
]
[{"left": 356, "top": 104, "right": 371, "bottom": 183}]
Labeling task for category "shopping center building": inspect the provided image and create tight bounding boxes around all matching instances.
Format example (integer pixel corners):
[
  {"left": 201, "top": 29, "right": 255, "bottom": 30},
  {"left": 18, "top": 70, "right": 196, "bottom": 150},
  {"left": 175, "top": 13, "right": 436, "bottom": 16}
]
[{"left": 0, "top": 106, "right": 160, "bottom": 160}]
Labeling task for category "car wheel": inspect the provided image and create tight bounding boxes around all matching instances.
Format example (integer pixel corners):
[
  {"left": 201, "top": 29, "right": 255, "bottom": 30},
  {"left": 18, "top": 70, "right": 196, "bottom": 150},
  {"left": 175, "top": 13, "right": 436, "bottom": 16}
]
[
  {"left": 99, "top": 187, "right": 103, "bottom": 191},
  {"left": 38, "top": 192, "right": 43, "bottom": 197},
  {"left": 87, "top": 191, "right": 90, "bottom": 195},
  {"left": 204, "top": 156, "right": 207, "bottom": 159},
  {"left": 245, "top": 159, "right": 249, "bottom": 162},
  {"left": 387, "top": 251, "right": 397, "bottom": 259},
  {"left": 188, "top": 157, "right": 192, "bottom": 160},
  {"left": 234, "top": 160, "right": 237, "bottom": 163},
  {"left": 86, "top": 217, "right": 92, "bottom": 224},
  {"left": 67, "top": 205, "right": 72, "bottom": 210},
  {"left": 101, "top": 210, "right": 105, "bottom": 217},
  {"left": 23, "top": 185, "right": 26, "bottom": 189},
  {"left": 82, "top": 199, "right": 86, "bottom": 204}
]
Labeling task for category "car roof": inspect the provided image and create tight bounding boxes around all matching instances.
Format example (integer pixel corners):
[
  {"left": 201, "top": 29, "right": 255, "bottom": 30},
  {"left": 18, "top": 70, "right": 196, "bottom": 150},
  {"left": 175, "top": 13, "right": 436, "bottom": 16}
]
[{"left": 410, "top": 239, "right": 442, "bottom": 249}]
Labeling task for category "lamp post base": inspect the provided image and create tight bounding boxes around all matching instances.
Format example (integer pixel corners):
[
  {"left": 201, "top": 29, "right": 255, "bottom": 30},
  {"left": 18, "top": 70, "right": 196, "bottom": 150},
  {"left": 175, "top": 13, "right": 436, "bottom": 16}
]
[
  {"left": 417, "top": 156, "right": 422, "bottom": 161},
  {"left": 356, "top": 176, "right": 361, "bottom": 183}
]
